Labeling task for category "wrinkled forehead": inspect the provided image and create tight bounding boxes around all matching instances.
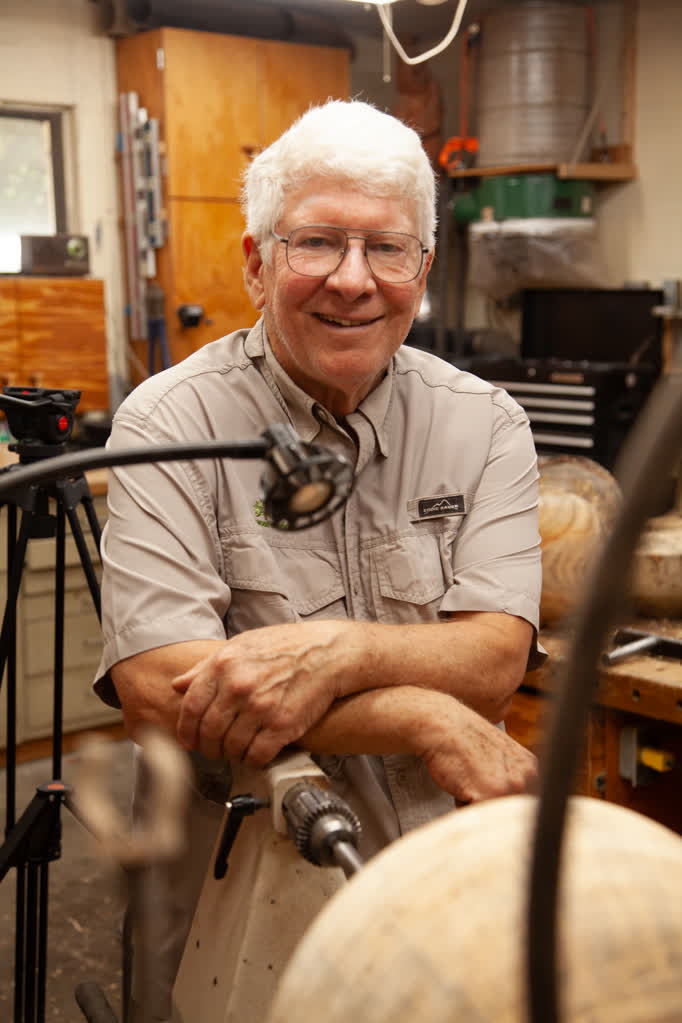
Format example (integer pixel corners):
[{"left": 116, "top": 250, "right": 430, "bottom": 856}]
[{"left": 278, "top": 175, "right": 421, "bottom": 237}]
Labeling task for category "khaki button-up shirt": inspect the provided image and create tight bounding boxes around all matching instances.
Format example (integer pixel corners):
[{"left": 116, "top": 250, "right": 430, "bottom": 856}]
[{"left": 96, "top": 318, "right": 544, "bottom": 852}]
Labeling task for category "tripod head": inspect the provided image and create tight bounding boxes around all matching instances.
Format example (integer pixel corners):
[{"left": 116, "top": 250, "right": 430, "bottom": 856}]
[{"left": 0, "top": 385, "right": 81, "bottom": 461}]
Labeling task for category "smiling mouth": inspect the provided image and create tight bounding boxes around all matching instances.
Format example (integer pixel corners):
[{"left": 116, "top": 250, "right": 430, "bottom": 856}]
[{"left": 315, "top": 313, "right": 382, "bottom": 328}]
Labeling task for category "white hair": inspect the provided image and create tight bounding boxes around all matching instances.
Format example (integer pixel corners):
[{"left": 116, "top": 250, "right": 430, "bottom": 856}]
[{"left": 241, "top": 99, "right": 437, "bottom": 260}]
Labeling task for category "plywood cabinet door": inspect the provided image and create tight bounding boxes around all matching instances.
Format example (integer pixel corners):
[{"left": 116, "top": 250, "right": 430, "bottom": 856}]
[
  {"left": 161, "top": 30, "right": 350, "bottom": 199},
  {"left": 15, "top": 278, "right": 109, "bottom": 412},
  {"left": 116, "top": 27, "right": 350, "bottom": 371},
  {"left": 261, "top": 40, "right": 350, "bottom": 144},
  {"left": 168, "top": 198, "right": 259, "bottom": 361},
  {"left": 162, "top": 29, "right": 264, "bottom": 200},
  {"left": 0, "top": 279, "right": 20, "bottom": 387}
]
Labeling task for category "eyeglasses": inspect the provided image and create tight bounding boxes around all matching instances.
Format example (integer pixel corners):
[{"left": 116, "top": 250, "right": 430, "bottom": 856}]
[{"left": 273, "top": 226, "right": 429, "bottom": 284}]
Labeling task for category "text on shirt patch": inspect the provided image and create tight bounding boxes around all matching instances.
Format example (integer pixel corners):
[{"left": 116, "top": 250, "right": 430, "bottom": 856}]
[{"left": 417, "top": 495, "right": 465, "bottom": 519}]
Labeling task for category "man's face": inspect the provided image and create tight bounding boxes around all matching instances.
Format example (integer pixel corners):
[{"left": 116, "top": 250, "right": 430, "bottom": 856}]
[{"left": 243, "top": 179, "right": 432, "bottom": 417}]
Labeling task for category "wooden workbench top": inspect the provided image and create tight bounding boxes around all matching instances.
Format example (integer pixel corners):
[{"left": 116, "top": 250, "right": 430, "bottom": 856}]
[{"left": 529, "top": 620, "right": 682, "bottom": 725}]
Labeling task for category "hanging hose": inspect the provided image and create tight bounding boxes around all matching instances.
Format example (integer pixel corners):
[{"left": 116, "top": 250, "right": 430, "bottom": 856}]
[{"left": 527, "top": 368, "right": 682, "bottom": 1023}]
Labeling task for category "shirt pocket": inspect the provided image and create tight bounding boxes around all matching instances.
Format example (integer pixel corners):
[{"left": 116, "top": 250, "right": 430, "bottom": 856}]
[
  {"left": 369, "top": 531, "right": 449, "bottom": 625},
  {"left": 223, "top": 531, "right": 346, "bottom": 636}
]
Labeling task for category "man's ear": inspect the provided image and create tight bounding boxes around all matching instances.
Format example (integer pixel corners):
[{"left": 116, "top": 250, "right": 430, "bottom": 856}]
[
  {"left": 413, "top": 250, "right": 434, "bottom": 318},
  {"left": 242, "top": 233, "right": 266, "bottom": 311}
]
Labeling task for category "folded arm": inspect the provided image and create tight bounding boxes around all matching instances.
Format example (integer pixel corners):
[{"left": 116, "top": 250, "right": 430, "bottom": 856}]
[{"left": 111, "top": 611, "right": 535, "bottom": 803}]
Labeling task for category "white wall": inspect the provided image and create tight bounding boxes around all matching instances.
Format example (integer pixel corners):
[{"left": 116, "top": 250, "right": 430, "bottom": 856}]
[
  {"left": 599, "top": 0, "right": 682, "bottom": 289},
  {"left": 0, "top": 0, "right": 127, "bottom": 407}
]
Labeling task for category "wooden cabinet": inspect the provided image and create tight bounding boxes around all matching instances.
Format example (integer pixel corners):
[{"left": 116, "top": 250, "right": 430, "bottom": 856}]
[
  {"left": 0, "top": 280, "right": 20, "bottom": 387},
  {"left": 0, "top": 277, "right": 109, "bottom": 413},
  {"left": 115, "top": 27, "right": 350, "bottom": 369}
]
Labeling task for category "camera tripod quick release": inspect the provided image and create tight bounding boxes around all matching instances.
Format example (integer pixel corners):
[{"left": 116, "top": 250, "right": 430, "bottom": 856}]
[{"left": 0, "top": 385, "right": 81, "bottom": 456}]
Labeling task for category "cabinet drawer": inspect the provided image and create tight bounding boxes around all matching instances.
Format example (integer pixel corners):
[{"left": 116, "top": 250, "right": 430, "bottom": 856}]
[
  {"left": 22, "top": 611, "right": 102, "bottom": 677},
  {"left": 22, "top": 586, "right": 100, "bottom": 623},
  {"left": 23, "top": 665, "right": 121, "bottom": 739},
  {"left": 24, "top": 531, "right": 100, "bottom": 573}
]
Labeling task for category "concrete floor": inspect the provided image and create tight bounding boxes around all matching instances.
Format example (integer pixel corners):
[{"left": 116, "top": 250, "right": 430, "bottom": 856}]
[{"left": 0, "top": 739, "right": 136, "bottom": 1022}]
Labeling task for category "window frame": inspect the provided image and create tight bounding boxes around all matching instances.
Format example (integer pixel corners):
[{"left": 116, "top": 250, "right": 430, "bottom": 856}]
[{"left": 0, "top": 106, "right": 68, "bottom": 235}]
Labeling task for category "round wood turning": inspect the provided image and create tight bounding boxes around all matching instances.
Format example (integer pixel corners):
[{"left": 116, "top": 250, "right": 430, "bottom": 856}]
[
  {"left": 267, "top": 795, "right": 682, "bottom": 1023},
  {"left": 538, "top": 455, "right": 622, "bottom": 627}
]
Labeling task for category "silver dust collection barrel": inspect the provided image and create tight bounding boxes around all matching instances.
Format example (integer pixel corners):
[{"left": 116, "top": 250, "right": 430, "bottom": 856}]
[{"left": 477, "top": 1, "right": 590, "bottom": 167}]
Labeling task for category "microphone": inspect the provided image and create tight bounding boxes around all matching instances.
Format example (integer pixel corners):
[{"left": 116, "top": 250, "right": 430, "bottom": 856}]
[
  {"left": 261, "top": 423, "right": 353, "bottom": 529},
  {"left": 0, "top": 420, "right": 353, "bottom": 531}
]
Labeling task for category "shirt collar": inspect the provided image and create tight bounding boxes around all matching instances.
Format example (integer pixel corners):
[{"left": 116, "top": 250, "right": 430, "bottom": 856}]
[{"left": 244, "top": 316, "right": 393, "bottom": 455}]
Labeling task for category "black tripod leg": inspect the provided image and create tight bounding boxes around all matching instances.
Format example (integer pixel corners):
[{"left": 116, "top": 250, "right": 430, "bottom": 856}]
[
  {"left": 0, "top": 790, "right": 61, "bottom": 1023},
  {"left": 2, "top": 507, "right": 33, "bottom": 835},
  {"left": 0, "top": 508, "right": 33, "bottom": 690},
  {"left": 53, "top": 502, "right": 66, "bottom": 780},
  {"left": 79, "top": 492, "right": 103, "bottom": 554},
  {"left": 14, "top": 863, "right": 25, "bottom": 1023},
  {"left": 62, "top": 500, "right": 101, "bottom": 622},
  {"left": 37, "top": 862, "right": 49, "bottom": 1023},
  {"left": 5, "top": 502, "right": 19, "bottom": 835}
]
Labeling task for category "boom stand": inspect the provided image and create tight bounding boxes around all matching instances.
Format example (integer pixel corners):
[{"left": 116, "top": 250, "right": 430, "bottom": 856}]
[{"left": 0, "top": 440, "right": 102, "bottom": 1023}]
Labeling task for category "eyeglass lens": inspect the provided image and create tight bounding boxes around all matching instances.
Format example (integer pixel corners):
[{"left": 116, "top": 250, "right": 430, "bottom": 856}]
[{"left": 285, "top": 226, "right": 423, "bottom": 283}]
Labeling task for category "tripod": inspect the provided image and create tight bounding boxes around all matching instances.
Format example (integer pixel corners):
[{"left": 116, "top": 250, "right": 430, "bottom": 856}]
[{"left": 0, "top": 436, "right": 103, "bottom": 1023}]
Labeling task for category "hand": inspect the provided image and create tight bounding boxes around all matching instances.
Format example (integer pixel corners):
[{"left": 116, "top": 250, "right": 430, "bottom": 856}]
[
  {"left": 171, "top": 620, "right": 356, "bottom": 766},
  {"left": 417, "top": 698, "right": 539, "bottom": 804}
]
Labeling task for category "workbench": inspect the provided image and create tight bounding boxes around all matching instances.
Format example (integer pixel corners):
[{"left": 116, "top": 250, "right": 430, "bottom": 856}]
[{"left": 506, "top": 619, "right": 682, "bottom": 835}]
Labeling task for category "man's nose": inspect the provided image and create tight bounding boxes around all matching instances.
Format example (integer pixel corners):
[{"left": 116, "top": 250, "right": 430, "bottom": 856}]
[{"left": 326, "top": 238, "right": 376, "bottom": 292}]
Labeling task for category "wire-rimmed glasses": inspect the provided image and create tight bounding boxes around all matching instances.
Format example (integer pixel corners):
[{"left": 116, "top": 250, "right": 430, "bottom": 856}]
[{"left": 273, "top": 225, "right": 428, "bottom": 284}]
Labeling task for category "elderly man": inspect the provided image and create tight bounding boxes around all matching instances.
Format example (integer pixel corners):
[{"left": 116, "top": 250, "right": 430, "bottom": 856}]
[{"left": 95, "top": 99, "right": 544, "bottom": 1021}]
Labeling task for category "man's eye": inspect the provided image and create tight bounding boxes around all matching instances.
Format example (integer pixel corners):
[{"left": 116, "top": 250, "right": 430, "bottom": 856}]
[
  {"left": 296, "top": 233, "right": 339, "bottom": 251},
  {"left": 370, "top": 240, "right": 404, "bottom": 256}
]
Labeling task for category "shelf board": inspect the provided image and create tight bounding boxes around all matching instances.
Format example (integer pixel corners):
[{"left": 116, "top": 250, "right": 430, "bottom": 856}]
[{"left": 447, "top": 161, "right": 638, "bottom": 182}]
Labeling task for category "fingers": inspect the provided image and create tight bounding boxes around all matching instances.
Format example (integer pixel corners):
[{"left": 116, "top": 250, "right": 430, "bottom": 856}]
[
  {"left": 173, "top": 657, "right": 294, "bottom": 763},
  {"left": 175, "top": 663, "right": 219, "bottom": 751},
  {"left": 423, "top": 725, "right": 539, "bottom": 804},
  {"left": 170, "top": 625, "right": 339, "bottom": 763},
  {"left": 220, "top": 712, "right": 273, "bottom": 764}
]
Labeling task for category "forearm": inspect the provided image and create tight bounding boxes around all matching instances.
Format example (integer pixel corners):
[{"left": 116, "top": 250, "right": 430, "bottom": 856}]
[
  {"left": 300, "top": 684, "right": 538, "bottom": 803},
  {"left": 110, "top": 641, "right": 538, "bottom": 802},
  {"left": 300, "top": 685, "right": 432, "bottom": 758},
  {"left": 110, "top": 639, "right": 226, "bottom": 739},
  {"left": 332, "top": 613, "right": 532, "bottom": 722}
]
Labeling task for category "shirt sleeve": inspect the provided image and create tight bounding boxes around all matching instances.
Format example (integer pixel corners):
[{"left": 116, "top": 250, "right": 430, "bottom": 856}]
[
  {"left": 439, "top": 396, "right": 546, "bottom": 669},
  {"left": 94, "top": 410, "right": 231, "bottom": 706}
]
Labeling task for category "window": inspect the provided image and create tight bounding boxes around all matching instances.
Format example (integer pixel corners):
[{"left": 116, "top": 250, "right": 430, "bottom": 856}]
[{"left": 0, "top": 108, "right": 67, "bottom": 271}]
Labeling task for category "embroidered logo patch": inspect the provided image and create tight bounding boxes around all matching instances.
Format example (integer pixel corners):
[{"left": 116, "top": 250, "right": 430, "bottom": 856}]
[
  {"left": 254, "top": 498, "right": 274, "bottom": 528},
  {"left": 254, "top": 497, "right": 288, "bottom": 529},
  {"left": 417, "top": 495, "right": 465, "bottom": 519}
]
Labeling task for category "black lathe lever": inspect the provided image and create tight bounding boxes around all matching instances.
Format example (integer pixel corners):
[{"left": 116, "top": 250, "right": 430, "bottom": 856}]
[{"left": 213, "top": 794, "right": 269, "bottom": 879}]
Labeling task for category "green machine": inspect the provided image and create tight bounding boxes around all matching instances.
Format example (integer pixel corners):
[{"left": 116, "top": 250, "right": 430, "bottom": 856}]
[{"left": 452, "top": 173, "right": 595, "bottom": 223}]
